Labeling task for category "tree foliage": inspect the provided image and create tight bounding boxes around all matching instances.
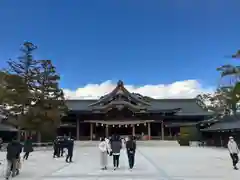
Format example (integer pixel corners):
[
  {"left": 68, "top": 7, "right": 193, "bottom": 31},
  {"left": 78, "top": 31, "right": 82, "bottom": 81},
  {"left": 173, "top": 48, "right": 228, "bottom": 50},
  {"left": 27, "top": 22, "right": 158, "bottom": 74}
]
[
  {"left": 231, "top": 50, "right": 240, "bottom": 59},
  {"left": 26, "top": 60, "right": 67, "bottom": 133},
  {"left": 197, "top": 50, "right": 240, "bottom": 116},
  {"left": 2, "top": 42, "right": 67, "bottom": 136},
  {"left": 0, "top": 71, "right": 7, "bottom": 105},
  {"left": 0, "top": 71, "right": 8, "bottom": 118},
  {"left": 5, "top": 42, "right": 38, "bottom": 126}
]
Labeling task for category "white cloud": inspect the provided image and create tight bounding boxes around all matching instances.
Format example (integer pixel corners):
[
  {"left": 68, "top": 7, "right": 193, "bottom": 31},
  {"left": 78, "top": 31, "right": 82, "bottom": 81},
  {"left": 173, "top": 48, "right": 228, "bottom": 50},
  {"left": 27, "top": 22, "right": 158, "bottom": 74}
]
[{"left": 63, "top": 80, "right": 213, "bottom": 100}]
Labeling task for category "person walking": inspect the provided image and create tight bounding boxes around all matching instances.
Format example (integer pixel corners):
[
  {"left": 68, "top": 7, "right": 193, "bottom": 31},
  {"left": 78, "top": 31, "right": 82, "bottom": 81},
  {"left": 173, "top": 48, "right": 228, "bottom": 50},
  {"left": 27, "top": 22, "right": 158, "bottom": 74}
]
[
  {"left": 228, "top": 136, "right": 239, "bottom": 170},
  {"left": 126, "top": 135, "right": 136, "bottom": 169},
  {"left": 59, "top": 136, "right": 65, "bottom": 157},
  {"left": 23, "top": 136, "right": 33, "bottom": 160},
  {"left": 5, "top": 139, "right": 22, "bottom": 179},
  {"left": 15, "top": 140, "right": 23, "bottom": 176},
  {"left": 99, "top": 137, "right": 109, "bottom": 170},
  {"left": 53, "top": 137, "right": 60, "bottom": 158},
  {"left": 65, "top": 137, "right": 74, "bottom": 163},
  {"left": 110, "top": 135, "right": 122, "bottom": 170}
]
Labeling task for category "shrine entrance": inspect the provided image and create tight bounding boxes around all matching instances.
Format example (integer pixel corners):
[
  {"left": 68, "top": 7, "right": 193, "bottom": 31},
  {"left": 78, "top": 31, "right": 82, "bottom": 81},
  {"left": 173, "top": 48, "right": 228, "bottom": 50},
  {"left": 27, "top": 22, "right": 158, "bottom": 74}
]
[
  {"left": 87, "top": 120, "right": 155, "bottom": 140},
  {"left": 109, "top": 125, "right": 132, "bottom": 136}
]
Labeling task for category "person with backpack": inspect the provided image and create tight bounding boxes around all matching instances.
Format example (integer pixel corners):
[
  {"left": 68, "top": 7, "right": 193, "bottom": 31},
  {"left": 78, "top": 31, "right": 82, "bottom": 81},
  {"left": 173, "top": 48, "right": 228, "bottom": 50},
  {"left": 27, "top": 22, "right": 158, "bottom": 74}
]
[
  {"left": 110, "top": 134, "right": 122, "bottom": 170},
  {"left": 126, "top": 135, "right": 136, "bottom": 170}
]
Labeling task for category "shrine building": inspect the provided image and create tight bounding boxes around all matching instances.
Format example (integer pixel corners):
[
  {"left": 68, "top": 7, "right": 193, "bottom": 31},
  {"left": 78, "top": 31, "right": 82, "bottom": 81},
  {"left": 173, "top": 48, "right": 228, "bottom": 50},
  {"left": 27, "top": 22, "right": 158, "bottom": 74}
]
[{"left": 59, "top": 80, "right": 212, "bottom": 140}]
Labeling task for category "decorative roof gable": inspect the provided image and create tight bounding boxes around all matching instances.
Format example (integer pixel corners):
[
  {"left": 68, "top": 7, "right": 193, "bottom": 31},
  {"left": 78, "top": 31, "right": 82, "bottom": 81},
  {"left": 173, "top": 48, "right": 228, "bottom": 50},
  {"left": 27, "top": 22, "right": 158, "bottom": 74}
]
[{"left": 88, "top": 80, "right": 150, "bottom": 110}]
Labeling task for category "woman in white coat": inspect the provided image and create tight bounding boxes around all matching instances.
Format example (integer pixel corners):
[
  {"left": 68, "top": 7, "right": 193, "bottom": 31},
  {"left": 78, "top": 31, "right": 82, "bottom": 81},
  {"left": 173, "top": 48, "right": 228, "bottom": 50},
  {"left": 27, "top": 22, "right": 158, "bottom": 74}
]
[{"left": 99, "top": 137, "right": 109, "bottom": 170}]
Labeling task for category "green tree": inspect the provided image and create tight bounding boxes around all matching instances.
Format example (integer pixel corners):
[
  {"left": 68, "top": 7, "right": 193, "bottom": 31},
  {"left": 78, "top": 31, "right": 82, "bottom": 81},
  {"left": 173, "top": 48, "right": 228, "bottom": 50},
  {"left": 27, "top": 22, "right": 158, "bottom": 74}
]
[
  {"left": 0, "top": 71, "right": 7, "bottom": 104},
  {"left": 0, "top": 72, "right": 25, "bottom": 116},
  {"left": 197, "top": 50, "right": 240, "bottom": 116},
  {"left": 6, "top": 42, "right": 39, "bottom": 137},
  {"left": 214, "top": 51, "right": 240, "bottom": 115},
  {"left": 0, "top": 71, "right": 8, "bottom": 117},
  {"left": 231, "top": 50, "right": 240, "bottom": 59},
  {"left": 29, "top": 60, "right": 67, "bottom": 139}
]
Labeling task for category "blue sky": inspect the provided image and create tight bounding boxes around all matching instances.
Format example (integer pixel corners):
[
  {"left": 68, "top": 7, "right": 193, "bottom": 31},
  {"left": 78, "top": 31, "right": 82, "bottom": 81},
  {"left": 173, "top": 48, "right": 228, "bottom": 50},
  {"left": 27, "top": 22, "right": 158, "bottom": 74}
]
[{"left": 0, "top": 0, "right": 240, "bottom": 98}]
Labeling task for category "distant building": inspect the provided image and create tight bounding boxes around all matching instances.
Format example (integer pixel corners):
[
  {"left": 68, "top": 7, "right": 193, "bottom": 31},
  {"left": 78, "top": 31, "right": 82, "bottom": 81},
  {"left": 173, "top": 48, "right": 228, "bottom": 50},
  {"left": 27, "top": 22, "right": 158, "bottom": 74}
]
[{"left": 201, "top": 114, "right": 240, "bottom": 147}]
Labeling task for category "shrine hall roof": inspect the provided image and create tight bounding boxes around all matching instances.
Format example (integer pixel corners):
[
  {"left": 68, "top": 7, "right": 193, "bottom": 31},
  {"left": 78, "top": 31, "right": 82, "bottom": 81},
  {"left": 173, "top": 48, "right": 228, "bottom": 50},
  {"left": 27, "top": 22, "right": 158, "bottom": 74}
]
[
  {"left": 65, "top": 80, "right": 212, "bottom": 116},
  {"left": 65, "top": 98, "right": 211, "bottom": 116}
]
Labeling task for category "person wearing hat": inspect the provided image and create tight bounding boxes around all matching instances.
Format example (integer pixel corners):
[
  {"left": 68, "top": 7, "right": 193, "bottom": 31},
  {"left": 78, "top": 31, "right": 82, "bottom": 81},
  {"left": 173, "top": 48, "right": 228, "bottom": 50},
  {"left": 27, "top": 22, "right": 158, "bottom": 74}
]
[{"left": 227, "top": 136, "right": 239, "bottom": 170}]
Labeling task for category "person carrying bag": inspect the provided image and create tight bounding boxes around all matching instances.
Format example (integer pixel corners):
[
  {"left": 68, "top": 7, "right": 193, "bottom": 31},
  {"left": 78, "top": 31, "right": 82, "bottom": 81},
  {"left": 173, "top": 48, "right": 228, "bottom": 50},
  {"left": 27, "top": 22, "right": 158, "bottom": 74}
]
[{"left": 228, "top": 136, "right": 239, "bottom": 170}]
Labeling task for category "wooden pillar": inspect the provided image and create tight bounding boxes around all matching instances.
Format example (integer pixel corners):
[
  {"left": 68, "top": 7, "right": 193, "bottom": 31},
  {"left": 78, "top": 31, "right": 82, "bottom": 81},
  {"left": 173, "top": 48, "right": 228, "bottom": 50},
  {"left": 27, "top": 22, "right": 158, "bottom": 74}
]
[
  {"left": 90, "top": 123, "right": 93, "bottom": 141},
  {"left": 76, "top": 119, "right": 80, "bottom": 140},
  {"left": 132, "top": 125, "right": 135, "bottom": 136},
  {"left": 148, "top": 122, "right": 151, "bottom": 140},
  {"left": 105, "top": 125, "right": 109, "bottom": 137},
  {"left": 169, "top": 127, "right": 172, "bottom": 137},
  {"left": 24, "top": 131, "right": 28, "bottom": 140},
  {"left": 161, "top": 120, "right": 164, "bottom": 140}
]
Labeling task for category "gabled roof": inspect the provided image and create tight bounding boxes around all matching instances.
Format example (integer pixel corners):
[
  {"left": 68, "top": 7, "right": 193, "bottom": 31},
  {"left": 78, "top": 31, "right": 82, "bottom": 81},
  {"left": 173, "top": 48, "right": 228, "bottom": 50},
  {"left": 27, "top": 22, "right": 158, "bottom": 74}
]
[
  {"left": 65, "top": 80, "right": 212, "bottom": 116},
  {"left": 66, "top": 98, "right": 211, "bottom": 116},
  {"left": 89, "top": 80, "right": 150, "bottom": 107}
]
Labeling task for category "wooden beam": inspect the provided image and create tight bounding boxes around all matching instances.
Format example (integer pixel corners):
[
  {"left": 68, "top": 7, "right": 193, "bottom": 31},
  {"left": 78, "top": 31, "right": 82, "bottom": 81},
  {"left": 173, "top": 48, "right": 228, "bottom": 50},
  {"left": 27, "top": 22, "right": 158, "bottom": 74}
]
[{"left": 85, "top": 120, "right": 155, "bottom": 125}]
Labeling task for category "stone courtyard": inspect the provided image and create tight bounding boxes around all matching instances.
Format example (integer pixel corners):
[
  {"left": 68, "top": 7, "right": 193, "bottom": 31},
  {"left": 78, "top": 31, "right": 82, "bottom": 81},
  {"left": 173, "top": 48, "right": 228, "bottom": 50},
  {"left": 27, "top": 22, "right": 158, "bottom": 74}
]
[{"left": 0, "top": 143, "right": 239, "bottom": 180}]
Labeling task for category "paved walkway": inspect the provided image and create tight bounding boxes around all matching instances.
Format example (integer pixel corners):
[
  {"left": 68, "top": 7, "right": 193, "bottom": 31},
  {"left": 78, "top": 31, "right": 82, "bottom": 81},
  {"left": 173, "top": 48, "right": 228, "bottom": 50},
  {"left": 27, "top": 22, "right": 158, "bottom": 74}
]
[{"left": 0, "top": 146, "right": 240, "bottom": 180}]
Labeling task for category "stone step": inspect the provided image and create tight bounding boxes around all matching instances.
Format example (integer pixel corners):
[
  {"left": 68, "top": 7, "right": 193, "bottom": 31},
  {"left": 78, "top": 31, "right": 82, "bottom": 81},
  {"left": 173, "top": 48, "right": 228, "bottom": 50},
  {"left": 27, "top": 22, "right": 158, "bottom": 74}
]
[{"left": 74, "top": 140, "right": 180, "bottom": 147}]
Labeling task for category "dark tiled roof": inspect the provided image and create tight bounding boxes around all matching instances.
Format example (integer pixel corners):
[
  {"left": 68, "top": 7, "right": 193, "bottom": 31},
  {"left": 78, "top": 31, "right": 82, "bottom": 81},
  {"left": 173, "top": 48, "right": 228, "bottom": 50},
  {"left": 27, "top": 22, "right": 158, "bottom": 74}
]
[
  {"left": 201, "top": 115, "right": 240, "bottom": 132},
  {"left": 149, "top": 99, "right": 211, "bottom": 115},
  {"left": 65, "top": 80, "right": 211, "bottom": 116},
  {"left": 66, "top": 98, "right": 211, "bottom": 116},
  {"left": 66, "top": 100, "right": 95, "bottom": 111},
  {"left": 89, "top": 80, "right": 150, "bottom": 107}
]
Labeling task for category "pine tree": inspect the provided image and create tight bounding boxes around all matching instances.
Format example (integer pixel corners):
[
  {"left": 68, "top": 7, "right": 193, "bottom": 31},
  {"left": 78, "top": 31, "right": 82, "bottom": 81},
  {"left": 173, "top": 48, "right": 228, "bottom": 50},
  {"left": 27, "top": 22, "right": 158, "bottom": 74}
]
[
  {"left": 0, "top": 71, "right": 8, "bottom": 117},
  {"left": 0, "top": 71, "right": 7, "bottom": 105},
  {"left": 6, "top": 42, "right": 39, "bottom": 134},
  {"left": 30, "top": 60, "right": 67, "bottom": 138},
  {"left": 4, "top": 42, "right": 67, "bottom": 141}
]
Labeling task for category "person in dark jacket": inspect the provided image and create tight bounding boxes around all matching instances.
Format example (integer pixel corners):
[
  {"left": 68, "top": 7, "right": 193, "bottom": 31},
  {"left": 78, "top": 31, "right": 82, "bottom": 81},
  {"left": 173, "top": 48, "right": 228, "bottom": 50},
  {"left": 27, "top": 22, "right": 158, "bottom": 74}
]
[
  {"left": 14, "top": 140, "right": 22, "bottom": 176},
  {"left": 5, "top": 139, "right": 22, "bottom": 179},
  {"left": 110, "top": 134, "right": 122, "bottom": 170},
  {"left": 23, "top": 136, "right": 33, "bottom": 160},
  {"left": 53, "top": 137, "right": 60, "bottom": 158},
  {"left": 66, "top": 137, "right": 74, "bottom": 163},
  {"left": 126, "top": 135, "right": 136, "bottom": 169},
  {"left": 59, "top": 136, "right": 65, "bottom": 157}
]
